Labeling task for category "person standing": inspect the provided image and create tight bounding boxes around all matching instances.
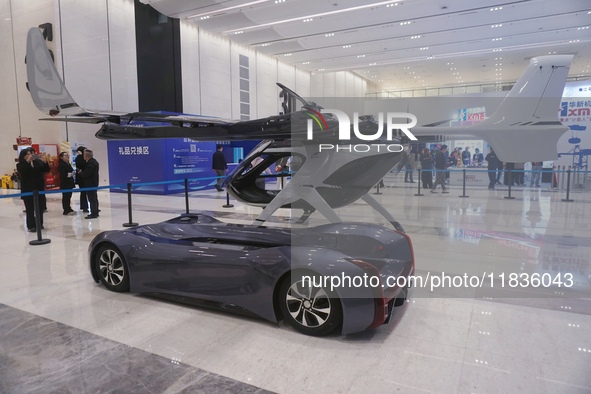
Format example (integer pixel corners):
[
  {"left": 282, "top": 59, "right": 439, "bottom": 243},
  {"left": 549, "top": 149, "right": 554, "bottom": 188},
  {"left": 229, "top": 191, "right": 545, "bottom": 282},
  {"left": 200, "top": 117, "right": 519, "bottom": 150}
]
[
  {"left": 485, "top": 147, "right": 499, "bottom": 189},
  {"left": 212, "top": 144, "right": 228, "bottom": 192},
  {"left": 431, "top": 145, "right": 449, "bottom": 194},
  {"left": 17, "top": 148, "right": 47, "bottom": 232},
  {"left": 419, "top": 147, "right": 433, "bottom": 189},
  {"left": 79, "top": 149, "right": 100, "bottom": 219},
  {"left": 530, "top": 161, "right": 543, "bottom": 187},
  {"left": 496, "top": 159, "right": 504, "bottom": 185},
  {"left": 462, "top": 147, "right": 471, "bottom": 166},
  {"left": 472, "top": 148, "right": 484, "bottom": 166},
  {"left": 75, "top": 146, "right": 89, "bottom": 212},
  {"left": 29, "top": 147, "right": 50, "bottom": 212},
  {"left": 58, "top": 152, "right": 75, "bottom": 215}
]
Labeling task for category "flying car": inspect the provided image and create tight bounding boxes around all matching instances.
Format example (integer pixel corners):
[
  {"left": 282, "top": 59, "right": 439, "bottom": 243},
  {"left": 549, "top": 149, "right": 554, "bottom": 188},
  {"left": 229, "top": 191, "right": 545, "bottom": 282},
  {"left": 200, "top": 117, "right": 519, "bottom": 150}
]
[{"left": 26, "top": 26, "right": 572, "bottom": 227}]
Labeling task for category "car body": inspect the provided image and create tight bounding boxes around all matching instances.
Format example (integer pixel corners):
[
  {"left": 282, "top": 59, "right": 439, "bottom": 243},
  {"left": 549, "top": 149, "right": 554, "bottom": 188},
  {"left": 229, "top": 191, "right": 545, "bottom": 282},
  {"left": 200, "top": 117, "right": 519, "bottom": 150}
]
[{"left": 89, "top": 213, "right": 414, "bottom": 335}]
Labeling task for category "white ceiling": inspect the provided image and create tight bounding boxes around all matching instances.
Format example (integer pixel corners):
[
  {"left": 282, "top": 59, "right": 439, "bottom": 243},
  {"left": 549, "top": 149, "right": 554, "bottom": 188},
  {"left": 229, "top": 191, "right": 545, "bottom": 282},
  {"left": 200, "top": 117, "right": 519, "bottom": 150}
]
[{"left": 141, "top": 0, "right": 591, "bottom": 92}]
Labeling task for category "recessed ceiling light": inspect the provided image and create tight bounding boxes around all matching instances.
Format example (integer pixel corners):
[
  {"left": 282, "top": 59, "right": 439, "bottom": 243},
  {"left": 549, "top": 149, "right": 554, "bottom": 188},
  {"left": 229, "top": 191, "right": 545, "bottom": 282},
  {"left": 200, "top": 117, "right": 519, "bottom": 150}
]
[
  {"left": 325, "top": 33, "right": 335, "bottom": 37},
  {"left": 187, "top": 0, "right": 269, "bottom": 19}
]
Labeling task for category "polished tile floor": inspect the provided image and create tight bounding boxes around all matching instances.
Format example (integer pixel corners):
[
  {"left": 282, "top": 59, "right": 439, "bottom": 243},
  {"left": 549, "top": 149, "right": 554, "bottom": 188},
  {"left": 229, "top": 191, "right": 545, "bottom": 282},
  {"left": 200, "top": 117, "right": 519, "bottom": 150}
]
[{"left": 1, "top": 176, "right": 590, "bottom": 393}]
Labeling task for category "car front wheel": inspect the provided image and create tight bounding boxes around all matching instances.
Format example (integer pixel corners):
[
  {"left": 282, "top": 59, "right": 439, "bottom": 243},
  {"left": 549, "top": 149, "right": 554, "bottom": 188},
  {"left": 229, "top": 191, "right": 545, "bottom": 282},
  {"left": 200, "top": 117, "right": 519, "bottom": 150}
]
[
  {"left": 278, "top": 273, "right": 342, "bottom": 336},
  {"left": 94, "top": 244, "right": 130, "bottom": 292}
]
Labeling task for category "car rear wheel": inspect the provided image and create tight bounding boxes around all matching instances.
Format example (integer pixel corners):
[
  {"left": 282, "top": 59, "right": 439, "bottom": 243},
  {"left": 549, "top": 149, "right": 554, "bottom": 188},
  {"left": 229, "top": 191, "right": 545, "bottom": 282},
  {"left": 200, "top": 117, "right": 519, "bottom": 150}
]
[
  {"left": 278, "top": 273, "right": 342, "bottom": 336},
  {"left": 94, "top": 244, "right": 129, "bottom": 292}
]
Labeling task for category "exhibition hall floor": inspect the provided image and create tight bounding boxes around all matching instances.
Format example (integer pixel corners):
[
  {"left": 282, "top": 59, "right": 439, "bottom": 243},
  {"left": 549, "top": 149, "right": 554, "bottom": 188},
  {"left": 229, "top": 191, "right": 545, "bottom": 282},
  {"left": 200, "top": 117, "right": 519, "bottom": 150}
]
[{"left": 1, "top": 177, "right": 590, "bottom": 393}]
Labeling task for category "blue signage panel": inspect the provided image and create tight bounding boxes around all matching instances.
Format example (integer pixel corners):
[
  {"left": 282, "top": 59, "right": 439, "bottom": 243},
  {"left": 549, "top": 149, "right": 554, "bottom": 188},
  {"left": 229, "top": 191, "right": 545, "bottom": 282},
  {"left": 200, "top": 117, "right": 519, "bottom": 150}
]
[
  {"left": 164, "top": 139, "right": 217, "bottom": 193},
  {"left": 108, "top": 139, "right": 217, "bottom": 194},
  {"left": 107, "top": 140, "right": 165, "bottom": 193}
]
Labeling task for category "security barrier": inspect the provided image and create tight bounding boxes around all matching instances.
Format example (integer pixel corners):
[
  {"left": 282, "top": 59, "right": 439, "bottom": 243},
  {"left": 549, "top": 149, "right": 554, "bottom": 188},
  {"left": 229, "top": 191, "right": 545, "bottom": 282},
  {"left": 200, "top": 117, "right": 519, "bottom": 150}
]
[{"left": 2, "top": 169, "right": 590, "bottom": 246}]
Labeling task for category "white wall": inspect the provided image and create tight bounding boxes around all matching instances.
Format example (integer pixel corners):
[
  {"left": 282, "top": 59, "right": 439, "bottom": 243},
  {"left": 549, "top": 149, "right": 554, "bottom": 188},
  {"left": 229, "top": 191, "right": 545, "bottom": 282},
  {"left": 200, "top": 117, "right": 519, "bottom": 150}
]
[
  {"left": 57, "top": 0, "right": 138, "bottom": 186},
  {"left": 179, "top": 19, "right": 372, "bottom": 120},
  {"left": 0, "top": 0, "right": 137, "bottom": 185},
  {"left": 0, "top": 0, "right": 58, "bottom": 177}
]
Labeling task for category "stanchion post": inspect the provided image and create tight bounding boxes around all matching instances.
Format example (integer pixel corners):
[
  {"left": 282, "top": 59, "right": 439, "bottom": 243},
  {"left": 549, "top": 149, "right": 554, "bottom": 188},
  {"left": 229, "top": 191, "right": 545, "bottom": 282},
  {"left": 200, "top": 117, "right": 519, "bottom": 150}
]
[
  {"left": 184, "top": 178, "right": 190, "bottom": 214},
  {"left": 459, "top": 168, "right": 469, "bottom": 198},
  {"left": 374, "top": 180, "right": 382, "bottom": 195},
  {"left": 561, "top": 167, "right": 574, "bottom": 202},
  {"left": 122, "top": 183, "right": 139, "bottom": 227},
  {"left": 504, "top": 169, "right": 515, "bottom": 199},
  {"left": 223, "top": 190, "right": 234, "bottom": 208},
  {"left": 414, "top": 169, "right": 423, "bottom": 196},
  {"left": 29, "top": 190, "right": 51, "bottom": 246}
]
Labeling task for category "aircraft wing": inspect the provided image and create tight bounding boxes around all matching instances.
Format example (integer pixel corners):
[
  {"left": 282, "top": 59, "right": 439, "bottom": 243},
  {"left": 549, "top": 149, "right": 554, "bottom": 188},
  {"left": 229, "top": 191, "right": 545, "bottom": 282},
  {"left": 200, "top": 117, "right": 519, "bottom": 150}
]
[{"left": 26, "top": 28, "right": 239, "bottom": 129}]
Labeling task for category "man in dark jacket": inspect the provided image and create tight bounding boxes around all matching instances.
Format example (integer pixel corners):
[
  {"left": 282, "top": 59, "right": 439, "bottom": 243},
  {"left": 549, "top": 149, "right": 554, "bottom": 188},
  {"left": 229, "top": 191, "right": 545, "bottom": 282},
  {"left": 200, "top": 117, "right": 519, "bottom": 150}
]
[
  {"left": 75, "top": 146, "right": 89, "bottom": 212},
  {"left": 29, "top": 148, "right": 50, "bottom": 212},
  {"left": 79, "top": 149, "right": 100, "bottom": 219},
  {"left": 17, "top": 148, "right": 48, "bottom": 231},
  {"left": 485, "top": 147, "right": 499, "bottom": 189},
  {"left": 58, "top": 152, "right": 75, "bottom": 215},
  {"left": 212, "top": 144, "right": 228, "bottom": 191},
  {"left": 431, "top": 145, "right": 449, "bottom": 193}
]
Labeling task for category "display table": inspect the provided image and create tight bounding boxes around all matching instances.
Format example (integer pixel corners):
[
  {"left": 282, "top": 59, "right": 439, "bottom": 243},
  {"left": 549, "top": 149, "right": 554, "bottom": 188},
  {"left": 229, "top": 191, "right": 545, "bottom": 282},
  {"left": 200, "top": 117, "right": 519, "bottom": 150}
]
[{"left": 448, "top": 167, "right": 491, "bottom": 187}]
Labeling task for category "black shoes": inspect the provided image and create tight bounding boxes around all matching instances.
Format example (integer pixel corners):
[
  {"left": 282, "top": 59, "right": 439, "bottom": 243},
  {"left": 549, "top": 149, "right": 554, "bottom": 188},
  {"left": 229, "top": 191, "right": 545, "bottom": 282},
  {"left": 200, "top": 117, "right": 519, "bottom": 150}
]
[
  {"left": 215, "top": 185, "right": 223, "bottom": 192},
  {"left": 85, "top": 215, "right": 98, "bottom": 219},
  {"left": 63, "top": 209, "right": 75, "bottom": 215}
]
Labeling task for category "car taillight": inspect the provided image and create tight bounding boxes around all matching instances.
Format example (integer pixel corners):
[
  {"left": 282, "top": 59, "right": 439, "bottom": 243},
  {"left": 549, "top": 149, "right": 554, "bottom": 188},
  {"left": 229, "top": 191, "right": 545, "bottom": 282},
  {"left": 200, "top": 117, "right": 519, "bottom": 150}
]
[
  {"left": 347, "top": 259, "right": 386, "bottom": 328},
  {"left": 394, "top": 230, "right": 415, "bottom": 275}
]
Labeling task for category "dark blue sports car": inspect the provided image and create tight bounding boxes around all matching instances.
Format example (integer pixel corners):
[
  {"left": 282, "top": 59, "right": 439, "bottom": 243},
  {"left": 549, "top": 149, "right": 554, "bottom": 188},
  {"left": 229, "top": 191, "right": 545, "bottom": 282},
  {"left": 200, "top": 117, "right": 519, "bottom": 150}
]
[{"left": 89, "top": 214, "right": 414, "bottom": 336}]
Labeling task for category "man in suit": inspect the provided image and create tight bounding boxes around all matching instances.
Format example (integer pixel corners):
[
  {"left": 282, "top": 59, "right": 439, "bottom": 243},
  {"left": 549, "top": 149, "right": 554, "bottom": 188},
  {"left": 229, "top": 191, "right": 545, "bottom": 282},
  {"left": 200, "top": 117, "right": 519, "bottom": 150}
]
[
  {"left": 58, "top": 152, "right": 76, "bottom": 215},
  {"left": 79, "top": 149, "right": 100, "bottom": 219}
]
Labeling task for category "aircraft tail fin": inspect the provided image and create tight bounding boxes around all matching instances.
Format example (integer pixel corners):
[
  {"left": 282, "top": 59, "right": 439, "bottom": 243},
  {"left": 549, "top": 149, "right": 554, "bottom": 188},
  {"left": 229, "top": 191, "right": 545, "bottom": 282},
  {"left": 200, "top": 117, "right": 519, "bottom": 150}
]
[
  {"left": 26, "top": 27, "right": 86, "bottom": 117},
  {"left": 470, "top": 55, "right": 572, "bottom": 162},
  {"left": 479, "top": 55, "right": 572, "bottom": 127}
]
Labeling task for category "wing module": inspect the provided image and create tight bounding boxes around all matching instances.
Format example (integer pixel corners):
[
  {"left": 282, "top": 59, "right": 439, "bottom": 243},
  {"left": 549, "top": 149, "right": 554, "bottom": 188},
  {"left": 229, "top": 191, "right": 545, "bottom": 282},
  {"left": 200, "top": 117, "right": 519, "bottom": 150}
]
[
  {"left": 26, "top": 27, "right": 286, "bottom": 140},
  {"left": 409, "top": 55, "right": 573, "bottom": 162}
]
